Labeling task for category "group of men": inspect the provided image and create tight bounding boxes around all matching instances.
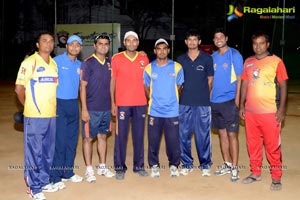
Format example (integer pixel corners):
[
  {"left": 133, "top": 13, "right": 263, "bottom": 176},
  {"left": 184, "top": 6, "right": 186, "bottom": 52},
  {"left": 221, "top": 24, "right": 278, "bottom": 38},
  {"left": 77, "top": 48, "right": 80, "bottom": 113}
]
[{"left": 15, "top": 28, "right": 288, "bottom": 200}]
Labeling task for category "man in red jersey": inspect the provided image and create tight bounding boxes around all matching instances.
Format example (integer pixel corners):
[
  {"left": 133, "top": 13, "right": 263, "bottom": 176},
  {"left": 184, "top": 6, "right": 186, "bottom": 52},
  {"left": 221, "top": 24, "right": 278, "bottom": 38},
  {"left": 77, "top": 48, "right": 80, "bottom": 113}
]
[
  {"left": 110, "top": 31, "right": 149, "bottom": 180},
  {"left": 239, "top": 31, "right": 288, "bottom": 191}
]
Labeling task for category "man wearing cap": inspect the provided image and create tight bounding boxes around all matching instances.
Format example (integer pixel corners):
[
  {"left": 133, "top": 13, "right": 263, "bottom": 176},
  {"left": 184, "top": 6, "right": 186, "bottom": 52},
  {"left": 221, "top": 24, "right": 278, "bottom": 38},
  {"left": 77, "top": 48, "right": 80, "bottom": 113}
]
[
  {"left": 110, "top": 31, "right": 149, "bottom": 180},
  {"left": 50, "top": 35, "right": 84, "bottom": 189},
  {"left": 177, "top": 29, "right": 214, "bottom": 177},
  {"left": 80, "top": 33, "right": 115, "bottom": 183},
  {"left": 144, "top": 38, "right": 184, "bottom": 178}
]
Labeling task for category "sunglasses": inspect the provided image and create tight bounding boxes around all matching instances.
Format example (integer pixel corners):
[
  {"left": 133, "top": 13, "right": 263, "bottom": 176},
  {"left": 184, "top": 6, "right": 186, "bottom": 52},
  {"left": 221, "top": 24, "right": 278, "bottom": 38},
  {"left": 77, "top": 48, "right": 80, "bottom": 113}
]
[{"left": 94, "top": 33, "right": 111, "bottom": 43}]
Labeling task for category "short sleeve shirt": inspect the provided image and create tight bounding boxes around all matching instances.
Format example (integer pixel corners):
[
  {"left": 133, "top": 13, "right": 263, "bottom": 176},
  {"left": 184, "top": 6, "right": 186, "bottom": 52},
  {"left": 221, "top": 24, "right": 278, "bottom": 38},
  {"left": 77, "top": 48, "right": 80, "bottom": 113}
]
[
  {"left": 144, "top": 60, "right": 184, "bottom": 117},
  {"left": 111, "top": 51, "right": 149, "bottom": 106},
  {"left": 15, "top": 52, "right": 58, "bottom": 117},
  {"left": 55, "top": 52, "right": 81, "bottom": 99},
  {"left": 241, "top": 54, "right": 288, "bottom": 113},
  {"left": 81, "top": 54, "right": 111, "bottom": 111},
  {"left": 177, "top": 50, "right": 214, "bottom": 106}
]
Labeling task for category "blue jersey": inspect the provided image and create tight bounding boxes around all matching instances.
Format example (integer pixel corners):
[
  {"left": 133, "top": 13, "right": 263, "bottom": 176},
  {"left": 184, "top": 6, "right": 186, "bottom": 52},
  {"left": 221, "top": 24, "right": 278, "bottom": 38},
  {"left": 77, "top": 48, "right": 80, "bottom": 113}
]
[
  {"left": 55, "top": 52, "right": 81, "bottom": 99},
  {"left": 211, "top": 47, "right": 243, "bottom": 103},
  {"left": 81, "top": 54, "right": 112, "bottom": 111},
  {"left": 144, "top": 60, "right": 184, "bottom": 117},
  {"left": 177, "top": 50, "right": 214, "bottom": 106}
]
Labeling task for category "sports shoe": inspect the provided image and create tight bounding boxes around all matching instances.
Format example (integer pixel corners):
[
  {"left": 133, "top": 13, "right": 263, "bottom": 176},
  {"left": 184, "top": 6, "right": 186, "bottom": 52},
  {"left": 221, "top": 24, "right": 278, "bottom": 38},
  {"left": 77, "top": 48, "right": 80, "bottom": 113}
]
[
  {"left": 134, "top": 169, "right": 148, "bottom": 177},
  {"left": 214, "top": 162, "right": 232, "bottom": 176},
  {"left": 202, "top": 168, "right": 211, "bottom": 177},
  {"left": 62, "top": 174, "right": 83, "bottom": 182},
  {"left": 179, "top": 168, "right": 193, "bottom": 176},
  {"left": 53, "top": 181, "right": 66, "bottom": 190},
  {"left": 115, "top": 171, "right": 125, "bottom": 180},
  {"left": 30, "top": 192, "right": 46, "bottom": 200},
  {"left": 151, "top": 165, "right": 160, "bottom": 178},
  {"left": 85, "top": 170, "right": 96, "bottom": 183},
  {"left": 170, "top": 165, "right": 179, "bottom": 178},
  {"left": 230, "top": 166, "right": 240, "bottom": 182},
  {"left": 97, "top": 168, "right": 115, "bottom": 178},
  {"left": 42, "top": 183, "right": 58, "bottom": 193}
]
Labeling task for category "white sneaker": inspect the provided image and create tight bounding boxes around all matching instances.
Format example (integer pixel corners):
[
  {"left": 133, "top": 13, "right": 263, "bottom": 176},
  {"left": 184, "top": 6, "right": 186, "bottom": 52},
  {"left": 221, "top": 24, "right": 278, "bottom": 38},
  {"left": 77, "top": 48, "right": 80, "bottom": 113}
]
[
  {"left": 62, "top": 174, "right": 83, "bottom": 182},
  {"left": 214, "top": 162, "right": 232, "bottom": 176},
  {"left": 53, "top": 181, "right": 66, "bottom": 190},
  {"left": 151, "top": 165, "right": 160, "bottom": 178},
  {"left": 30, "top": 192, "right": 46, "bottom": 200},
  {"left": 202, "top": 168, "right": 211, "bottom": 177},
  {"left": 170, "top": 165, "right": 179, "bottom": 178},
  {"left": 97, "top": 168, "right": 115, "bottom": 178},
  {"left": 179, "top": 168, "right": 193, "bottom": 176},
  {"left": 85, "top": 170, "right": 96, "bottom": 183},
  {"left": 42, "top": 183, "right": 58, "bottom": 193},
  {"left": 230, "top": 167, "right": 240, "bottom": 182}
]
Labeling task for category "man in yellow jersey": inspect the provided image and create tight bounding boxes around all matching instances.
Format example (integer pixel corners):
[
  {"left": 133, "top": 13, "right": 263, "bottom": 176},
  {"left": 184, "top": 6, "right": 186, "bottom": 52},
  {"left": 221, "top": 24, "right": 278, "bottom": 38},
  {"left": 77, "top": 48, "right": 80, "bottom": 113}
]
[{"left": 15, "top": 31, "right": 58, "bottom": 200}]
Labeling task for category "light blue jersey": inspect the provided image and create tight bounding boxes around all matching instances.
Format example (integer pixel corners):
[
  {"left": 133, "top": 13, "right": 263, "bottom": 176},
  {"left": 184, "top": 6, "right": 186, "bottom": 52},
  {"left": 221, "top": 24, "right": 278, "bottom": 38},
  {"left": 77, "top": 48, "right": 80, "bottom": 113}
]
[
  {"left": 211, "top": 47, "right": 243, "bottom": 103},
  {"left": 55, "top": 52, "right": 81, "bottom": 99},
  {"left": 144, "top": 60, "right": 184, "bottom": 117}
]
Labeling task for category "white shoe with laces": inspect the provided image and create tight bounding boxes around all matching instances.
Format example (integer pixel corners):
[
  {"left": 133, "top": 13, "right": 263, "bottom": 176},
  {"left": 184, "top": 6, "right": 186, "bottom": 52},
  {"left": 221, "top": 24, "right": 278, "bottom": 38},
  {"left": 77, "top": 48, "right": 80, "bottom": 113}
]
[
  {"left": 180, "top": 168, "right": 193, "bottom": 176},
  {"left": 85, "top": 169, "right": 96, "bottom": 183},
  {"left": 53, "top": 181, "right": 66, "bottom": 190},
  {"left": 202, "top": 168, "right": 211, "bottom": 177},
  {"left": 62, "top": 174, "right": 83, "bottom": 182},
  {"left": 30, "top": 192, "right": 46, "bottom": 200},
  {"left": 97, "top": 167, "right": 115, "bottom": 178},
  {"left": 170, "top": 165, "right": 179, "bottom": 178},
  {"left": 151, "top": 165, "right": 160, "bottom": 178},
  {"left": 42, "top": 183, "right": 58, "bottom": 193}
]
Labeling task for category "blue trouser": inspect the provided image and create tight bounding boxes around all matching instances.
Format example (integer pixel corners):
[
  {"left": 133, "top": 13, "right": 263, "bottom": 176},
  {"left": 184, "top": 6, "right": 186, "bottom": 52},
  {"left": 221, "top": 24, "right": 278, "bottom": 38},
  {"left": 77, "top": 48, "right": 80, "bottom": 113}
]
[
  {"left": 148, "top": 116, "right": 181, "bottom": 168},
  {"left": 179, "top": 105, "right": 212, "bottom": 169},
  {"left": 114, "top": 105, "right": 146, "bottom": 172},
  {"left": 50, "top": 99, "right": 79, "bottom": 183},
  {"left": 24, "top": 117, "right": 56, "bottom": 195}
]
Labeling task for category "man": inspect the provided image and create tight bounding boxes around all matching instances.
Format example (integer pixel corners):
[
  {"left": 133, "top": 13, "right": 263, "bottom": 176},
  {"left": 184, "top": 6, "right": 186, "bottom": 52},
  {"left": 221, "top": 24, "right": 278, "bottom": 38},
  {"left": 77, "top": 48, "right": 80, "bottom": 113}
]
[
  {"left": 177, "top": 29, "right": 214, "bottom": 177},
  {"left": 110, "top": 31, "right": 149, "bottom": 180},
  {"left": 80, "top": 33, "right": 115, "bottom": 183},
  {"left": 50, "top": 35, "right": 84, "bottom": 190},
  {"left": 144, "top": 38, "right": 184, "bottom": 178},
  {"left": 15, "top": 32, "right": 58, "bottom": 200},
  {"left": 239, "top": 32, "right": 288, "bottom": 191},
  {"left": 211, "top": 28, "right": 243, "bottom": 182}
]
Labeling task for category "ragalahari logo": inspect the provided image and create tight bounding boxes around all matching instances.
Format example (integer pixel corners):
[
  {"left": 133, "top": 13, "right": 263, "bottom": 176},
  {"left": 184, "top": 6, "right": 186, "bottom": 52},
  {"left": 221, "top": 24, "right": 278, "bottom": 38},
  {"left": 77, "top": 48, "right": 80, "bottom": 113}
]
[{"left": 227, "top": 4, "right": 244, "bottom": 22}]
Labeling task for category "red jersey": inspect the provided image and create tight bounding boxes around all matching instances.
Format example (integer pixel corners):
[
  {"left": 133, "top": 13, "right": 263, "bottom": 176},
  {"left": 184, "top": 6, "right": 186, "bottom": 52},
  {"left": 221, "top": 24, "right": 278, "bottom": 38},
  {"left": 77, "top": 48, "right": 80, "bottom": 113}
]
[
  {"left": 111, "top": 51, "right": 149, "bottom": 106},
  {"left": 241, "top": 54, "right": 288, "bottom": 114}
]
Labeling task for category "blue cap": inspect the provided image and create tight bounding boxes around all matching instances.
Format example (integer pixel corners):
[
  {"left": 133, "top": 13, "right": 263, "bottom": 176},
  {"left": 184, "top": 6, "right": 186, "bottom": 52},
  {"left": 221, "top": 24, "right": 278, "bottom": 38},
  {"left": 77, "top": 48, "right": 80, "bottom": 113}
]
[{"left": 67, "top": 35, "right": 83, "bottom": 45}]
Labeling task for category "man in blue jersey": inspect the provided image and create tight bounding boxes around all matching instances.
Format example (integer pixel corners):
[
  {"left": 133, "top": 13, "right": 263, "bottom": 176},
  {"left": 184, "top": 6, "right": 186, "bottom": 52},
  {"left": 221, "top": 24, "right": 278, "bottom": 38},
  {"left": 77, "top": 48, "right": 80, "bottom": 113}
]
[
  {"left": 144, "top": 38, "right": 184, "bottom": 178},
  {"left": 80, "top": 33, "right": 115, "bottom": 183},
  {"left": 211, "top": 28, "right": 243, "bottom": 182},
  {"left": 50, "top": 35, "right": 84, "bottom": 190},
  {"left": 177, "top": 29, "right": 214, "bottom": 177}
]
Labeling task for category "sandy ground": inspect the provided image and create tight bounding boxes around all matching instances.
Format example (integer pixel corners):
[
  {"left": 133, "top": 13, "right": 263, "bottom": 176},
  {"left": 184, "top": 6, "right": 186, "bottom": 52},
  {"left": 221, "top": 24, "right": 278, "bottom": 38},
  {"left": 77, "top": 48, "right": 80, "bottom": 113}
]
[{"left": 0, "top": 80, "right": 300, "bottom": 200}]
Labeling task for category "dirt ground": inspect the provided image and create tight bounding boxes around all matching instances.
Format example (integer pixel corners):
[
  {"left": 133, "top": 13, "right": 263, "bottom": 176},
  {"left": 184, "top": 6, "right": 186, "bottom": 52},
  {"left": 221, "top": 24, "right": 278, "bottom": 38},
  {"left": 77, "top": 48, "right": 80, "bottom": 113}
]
[{"left": 1, "top": 80, "right": 300, "bottom": 200}]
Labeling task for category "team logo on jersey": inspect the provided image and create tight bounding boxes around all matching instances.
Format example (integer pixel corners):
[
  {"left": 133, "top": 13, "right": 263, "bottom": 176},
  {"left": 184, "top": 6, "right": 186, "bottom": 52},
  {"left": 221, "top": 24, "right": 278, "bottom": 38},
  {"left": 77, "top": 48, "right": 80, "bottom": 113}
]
[
  {"left": 223, "top": 63, "right": 228, "bottom": 69},
  {"left": 152, "top": 73, "right": 158, "bottom": 79},
  {"left": 21, "top": 67, "right": 26, "bottom": 74},
  {"left": 173, "top": 121, "right": 179, "bottom": 125},
  {"left": 213, "top": 64, "right": 217, "bottom": 71},
  {"left": 196, "top": 65, "right": 204, "bottom": 71},
  {"left": 36, "top": 66, "right": 46, "bottom": 72},
  {"left": 246, "top": 63, "right": 254, "bottom": 68},
  {"left": 107, "top": 62, "right": 112, "bottom": 70},
  {"left": 169, "top": 73, "right": 175, "bottom": 77},
  {"left": 149, "top": 117, "right": 154, "bottom": 126},
  {"left": 140, "top": 60, "right": 145, "bottom": 69},
  {"left": 77, "top": 68, "right": 80, "bottom": 75},
  {"left": 252, "top": 68, "right": 260, "bottom": 79},
  {"left": 119, "top": 111, "right": 125, "bottom": 120}
]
